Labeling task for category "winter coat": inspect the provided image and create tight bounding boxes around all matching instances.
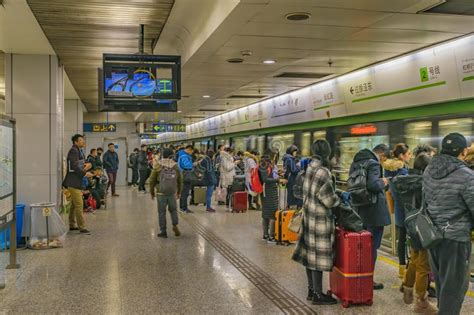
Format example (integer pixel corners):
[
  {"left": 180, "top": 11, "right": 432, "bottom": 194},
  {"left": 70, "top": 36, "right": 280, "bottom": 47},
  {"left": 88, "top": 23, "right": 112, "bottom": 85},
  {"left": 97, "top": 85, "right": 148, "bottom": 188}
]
[
  {"left": 349, "top": 149, "right": 391, "bottom": 227},
  {"left": 137, "top": 151, "right": 149, "bottom": 171},
  {"left": 198, "top": 156, "right": 217, "bottom": 186},
  {"left": 243, "top": 153, "right": 257, "bottom": 188},
  {"left": 384, "top": 159, "right": 409, "bottom": 227},
  {"left": 219, "top": 151, "right": 235, "bottom": 188},
  {"left": 103, "top": 150, "right": 119, "bottom": 172},
  {"left": 259, "top": 164, "right": 279, "bottom": 219},
  {"left": 149, "top": 159, "right": 182, "bottom": 196},
  {"left": 177, "top": 149, "right": 193, "bottom": 171},
  {"left": 292, "top": 158, "right": 340, "bottom": 272},
  {"left": 283, "top": 153, "right": 302, "bottom": 207},
  {"left": 63, "top": 145, "right": 86, "bottom": 189},
  {"left": 129, "top": 152, "right": 138, "bottom": 169},
  {"left": 95, "top": 155, "right": 103, "bottom": 169},
  {"left": 86, "top": 154, "right": 99, "bottom": 170},
  {"left": 423, "top": 154, "right": 474, "bottom": 242}
]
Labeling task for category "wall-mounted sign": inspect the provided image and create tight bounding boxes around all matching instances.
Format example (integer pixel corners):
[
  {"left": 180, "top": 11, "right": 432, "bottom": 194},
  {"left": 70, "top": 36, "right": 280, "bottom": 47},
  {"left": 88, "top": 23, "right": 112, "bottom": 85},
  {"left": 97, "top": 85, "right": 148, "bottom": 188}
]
[
  {"left": 150, "top": 123, "right": 186, "bottom": 133},
  {"left": 83, "top": 123, "right": 116, "bottom": 132}
]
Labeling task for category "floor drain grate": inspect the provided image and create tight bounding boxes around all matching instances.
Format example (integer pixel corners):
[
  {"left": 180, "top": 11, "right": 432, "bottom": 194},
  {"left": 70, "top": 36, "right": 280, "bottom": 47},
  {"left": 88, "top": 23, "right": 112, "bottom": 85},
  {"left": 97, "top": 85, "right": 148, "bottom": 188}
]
[{"left": 182, "top": 215, "right": 317, "bottom": 315}]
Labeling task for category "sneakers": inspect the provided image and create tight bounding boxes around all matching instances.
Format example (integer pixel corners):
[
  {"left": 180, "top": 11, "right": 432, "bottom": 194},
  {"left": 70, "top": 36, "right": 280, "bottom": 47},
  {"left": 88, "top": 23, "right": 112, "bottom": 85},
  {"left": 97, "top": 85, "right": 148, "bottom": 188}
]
[
  {"left": 186, "top": 209, "right": 194, "bottom": 214},
  {"left": 112, "top": 193, "right": 120, "bottom": 197},
  {"left": 172, "top": 225, "right": 181, "bottom": 237},
  {"left": 414, "top": 294, "right": 438, "bottom": 314},
  {"left": 267, "top": 238, "right": 277, "bottom": 245},
  {"left": 69, "top": 227, "right": 79, "bottom": 231},
  {"left": 401, "top": 285, "right": 414, "bottom": 305},
  {"left": 312, "top": 292, "right": 337, "bottom": 305},
  {"left": 157, "top": 232, "right": 168, "bottom": 238},
  {"left": 373, "top": 282, "right": 384, "bottom": 290},
  {"left": 206, "top": 208, "right": 216, "bottom": 212},
  {"left": 79, "top": 229, "right": 91, "bottom": 235},
  {"left": 179, "top": 208, "right": 188, "bottom": 214},
  {"left": 262, "top": 235, "right": 269, "bottom": 241}
]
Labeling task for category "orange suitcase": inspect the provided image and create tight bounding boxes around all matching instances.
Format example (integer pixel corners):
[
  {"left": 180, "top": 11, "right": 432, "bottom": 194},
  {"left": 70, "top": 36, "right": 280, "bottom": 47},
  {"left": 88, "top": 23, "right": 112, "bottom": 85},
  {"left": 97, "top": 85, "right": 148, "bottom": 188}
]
[{"left": 274, "top": 210, "right": 298, "bottom": 244}]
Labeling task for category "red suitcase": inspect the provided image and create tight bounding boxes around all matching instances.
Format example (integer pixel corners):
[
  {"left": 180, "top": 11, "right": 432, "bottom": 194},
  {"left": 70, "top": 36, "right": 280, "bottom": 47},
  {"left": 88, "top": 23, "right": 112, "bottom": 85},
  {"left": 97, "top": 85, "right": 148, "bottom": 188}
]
[
  {"left": 329, "top": 227, "right": 373, "bottom": 308},
  {"left": 232, "top": 191, "right": 247, "bottom": 213}
]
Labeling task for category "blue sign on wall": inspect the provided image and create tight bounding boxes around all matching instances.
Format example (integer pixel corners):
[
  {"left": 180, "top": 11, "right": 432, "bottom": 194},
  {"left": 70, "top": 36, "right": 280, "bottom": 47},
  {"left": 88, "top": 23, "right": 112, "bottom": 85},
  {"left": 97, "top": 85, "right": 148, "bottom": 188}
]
[{"left": 83, "top": 123, "right": 117, "bottom": 132}]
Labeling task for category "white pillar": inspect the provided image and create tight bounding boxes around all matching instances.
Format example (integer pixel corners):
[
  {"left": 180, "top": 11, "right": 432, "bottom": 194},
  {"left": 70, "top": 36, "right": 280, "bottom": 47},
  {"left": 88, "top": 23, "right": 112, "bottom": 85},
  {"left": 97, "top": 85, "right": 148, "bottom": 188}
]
[
  {"left": 64, "top": 99, "right": 84, "bottom": 157},
  {"left": 5, "top": 54, "right": 64, "bottom": 206}
]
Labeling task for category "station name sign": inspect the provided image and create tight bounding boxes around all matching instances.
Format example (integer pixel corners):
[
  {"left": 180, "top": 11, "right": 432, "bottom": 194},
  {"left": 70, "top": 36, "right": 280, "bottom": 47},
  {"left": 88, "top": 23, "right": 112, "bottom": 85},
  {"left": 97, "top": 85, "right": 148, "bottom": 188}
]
[
  {"left": 83, "top": 123, "right": 116, "bottom": 132},
  {"left": 150, "top": 123, "right": 186, "bottom": 133}
]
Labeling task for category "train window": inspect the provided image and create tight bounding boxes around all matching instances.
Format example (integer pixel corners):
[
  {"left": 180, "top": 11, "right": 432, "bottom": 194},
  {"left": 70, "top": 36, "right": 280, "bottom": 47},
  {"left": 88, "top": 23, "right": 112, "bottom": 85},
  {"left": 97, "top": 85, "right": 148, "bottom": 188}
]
[
  {"left": 257, "top": 136, "right": 265, "bottom": 155},
  {"left": 233, "top": 137, "right": 247, "bottom": 152},
  {"left": 301, "top": 132, "right": 311, "bottom": 157},
  {"left": 313, "top": 130, "right": 326, "bottom": 140},
  {"left": 268, "top": 133, "right": 295, "bottom": 163},
  {"left": 404, "top": 121, "right": 432, "bottom": 152},
  {"left": 439, "top": 118, "right": 473, "bottom": 140}
]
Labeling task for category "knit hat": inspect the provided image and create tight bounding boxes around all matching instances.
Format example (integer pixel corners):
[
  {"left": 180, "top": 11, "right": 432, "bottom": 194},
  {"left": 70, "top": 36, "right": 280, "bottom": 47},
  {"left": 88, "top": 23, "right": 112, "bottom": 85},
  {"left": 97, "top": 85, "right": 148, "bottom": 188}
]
[
  {"left": 441, "top": 133, "right": 467, "bottom": 156},
  {"left": 311, "top": 139, "right": 331, "bottom": 159}
]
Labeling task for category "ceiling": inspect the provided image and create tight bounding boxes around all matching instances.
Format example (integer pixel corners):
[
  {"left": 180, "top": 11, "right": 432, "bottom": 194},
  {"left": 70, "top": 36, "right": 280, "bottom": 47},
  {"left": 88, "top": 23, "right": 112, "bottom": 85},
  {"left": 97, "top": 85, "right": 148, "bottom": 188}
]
[
  {"left": 24, "top": 0, "right": 474, "bottom": 125},
  {"left": 27, "top": 0, "right": 175, "bottom": 111}
]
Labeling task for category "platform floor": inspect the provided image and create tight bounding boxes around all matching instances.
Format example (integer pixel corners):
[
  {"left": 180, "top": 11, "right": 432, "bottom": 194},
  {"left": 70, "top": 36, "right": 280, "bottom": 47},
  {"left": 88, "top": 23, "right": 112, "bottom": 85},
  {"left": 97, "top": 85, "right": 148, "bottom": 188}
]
[{"left": 1, "top": 187, "right": 473, "bottom": 314}]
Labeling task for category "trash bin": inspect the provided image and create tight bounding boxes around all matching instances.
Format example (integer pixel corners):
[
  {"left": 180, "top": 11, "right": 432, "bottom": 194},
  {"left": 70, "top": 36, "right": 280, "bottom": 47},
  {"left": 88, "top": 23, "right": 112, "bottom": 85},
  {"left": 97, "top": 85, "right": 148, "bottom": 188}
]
[
  {"left": 0, "top": 204, "right": 26, "bottom": 249},
  {"left": 29, "top": 203, "right": 67, "bottom": 250}
]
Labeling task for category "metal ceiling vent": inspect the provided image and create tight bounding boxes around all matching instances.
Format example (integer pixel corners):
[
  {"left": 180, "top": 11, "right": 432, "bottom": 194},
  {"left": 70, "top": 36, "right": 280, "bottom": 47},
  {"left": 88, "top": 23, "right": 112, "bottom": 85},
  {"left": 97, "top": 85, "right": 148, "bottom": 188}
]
[
  {"left": 420, "top": 0, "right": 474, "bottom": 15},
  {"left": 285, "top": 12, "right": 312, "bottom": 21},
  {"left": 274, "top": 72, "right": 332, "bottom": 79},
  {"left": 227, "top": 58, "right": 244, "bottom": 64}
]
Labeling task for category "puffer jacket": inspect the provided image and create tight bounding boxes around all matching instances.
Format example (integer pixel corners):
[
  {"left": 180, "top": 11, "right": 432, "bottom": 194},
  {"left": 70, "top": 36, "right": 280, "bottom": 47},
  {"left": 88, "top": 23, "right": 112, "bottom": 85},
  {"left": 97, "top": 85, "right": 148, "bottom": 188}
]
[
  {"left": 149, "top": 158, "right": 182, "bottom": 196},
  {"left": 384, "top": 158, "right": 409, "bottom": 227},
  {"left": 349, "top": 149, "right": 390, "bottom": 227},
  {"left": 219, "top": 151, "right": 235, "bottom": 188},
  {"left": 283, "top": 153, "right": 301, "bottom": 207},
  {"left": 423, "top": 154, "right": 474, "bottom": 242}
]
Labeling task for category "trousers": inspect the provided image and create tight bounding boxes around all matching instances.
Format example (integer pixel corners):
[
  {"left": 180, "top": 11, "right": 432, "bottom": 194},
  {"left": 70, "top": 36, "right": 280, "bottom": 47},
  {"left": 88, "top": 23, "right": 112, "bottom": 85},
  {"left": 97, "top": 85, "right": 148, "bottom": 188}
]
[
  {"left": 365, "top": 226, "right": 384, "bottom": 269},
  {"left": 138, "top": 170, "right": 148, "bottom": 191},
  {"left": 107, "top": 171, "right": 117, "bottom": 194},
  {"left": 306, "top": 268, "right": 323, "bottom": 293},
  {"left": 180, "top": 181, "right": 192, "bottom": 210},
  {"left": 157, "top": 194, "right": 178, "bottom": 232},
  {"left": 428, "top": 239, "right": 471, "bottom": 315},
  {"left": 206, "top": 185, "right": 214, "bottom": 209},
  {"left": 131, "top": 167, "right": 139, "bottom": 185},
  {"left": 68, "top": 187, "right": 85, "bottom": 230},
  {"left": 262, "top": 218, "right": 275, "bottom": 238},
  {"left": 403, "top": 248, "right": 430, "bottom": 298}
]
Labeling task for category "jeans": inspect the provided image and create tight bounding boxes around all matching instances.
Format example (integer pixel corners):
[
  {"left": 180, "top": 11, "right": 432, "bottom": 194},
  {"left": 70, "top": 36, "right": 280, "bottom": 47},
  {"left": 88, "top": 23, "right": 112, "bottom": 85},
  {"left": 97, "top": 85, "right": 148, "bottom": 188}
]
[
  {"left": 306, "top": 268, "right": 323, "bottom": 293},
  {"left": 262, "top": 218, "right": 275, "bottom": 239},
  {"left": 157, "top": 194, "right": 178, "bottom": 233},
  {"left": 138, "top": 169, "right": 148, "bottom": 191},
  {"left": 180, "top": 181, "right": 192, "bottom": 210},
  {"left": 131, "top": 167, "right": 139, "bottom": 185},
  {"left": 397, "top": 226, "right": 407, "bottom": 265},
  {"left": 206, "top": 185, "right": 214, "bottom": 209},
  {"left": 68, "top": 187, "right": 85, "bottom": 230},
  {"left": 107, "top": 171, "right": 117, "bottom": 194},
  {"left": 428, "top": 239, "right": 471, "bottom": 315},
  {"left": 404, "top": 248, "right": 430, "bottom": 298},
  {"left": 365, "top": 226, "right": 384, "bottom": 269}
]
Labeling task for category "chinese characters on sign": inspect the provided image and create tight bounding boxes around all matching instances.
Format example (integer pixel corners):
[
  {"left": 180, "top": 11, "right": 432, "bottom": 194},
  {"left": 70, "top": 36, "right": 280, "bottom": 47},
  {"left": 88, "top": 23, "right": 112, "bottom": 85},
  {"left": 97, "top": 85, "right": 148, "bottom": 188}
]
[
  {"left": 83, "top": 123, "right": 116, "bottom": 132},
  {"left": 151, "top": 123, "right": 186, "bottom": 133},
  {"left": 420, "top": 65, "right": 441, "bottom": 82},
  {"left": 350, "top": 82, "right": 373, "bottom": 95}
]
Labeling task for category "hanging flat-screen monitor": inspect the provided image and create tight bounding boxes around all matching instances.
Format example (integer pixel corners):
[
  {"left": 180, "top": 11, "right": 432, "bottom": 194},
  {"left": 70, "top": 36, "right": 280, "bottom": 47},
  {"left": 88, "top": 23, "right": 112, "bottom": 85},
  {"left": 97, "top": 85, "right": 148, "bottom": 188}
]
[{"left": 99, "top": 54, "right": 181, "bottom": 112}]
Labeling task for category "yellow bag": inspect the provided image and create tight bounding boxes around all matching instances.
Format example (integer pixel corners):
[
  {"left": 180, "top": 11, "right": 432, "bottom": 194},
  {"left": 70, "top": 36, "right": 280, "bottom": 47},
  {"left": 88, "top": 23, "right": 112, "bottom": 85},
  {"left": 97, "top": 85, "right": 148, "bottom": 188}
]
[{"left": 386, "top": 191, "right": 395, "bottom": 215}]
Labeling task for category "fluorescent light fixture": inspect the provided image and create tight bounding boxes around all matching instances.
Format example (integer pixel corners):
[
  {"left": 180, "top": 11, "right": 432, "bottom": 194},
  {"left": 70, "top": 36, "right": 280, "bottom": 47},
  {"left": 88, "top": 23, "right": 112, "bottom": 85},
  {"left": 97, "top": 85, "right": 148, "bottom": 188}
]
[
  {"left": 263, "top": 59, "right": 276, "bottom": 64},
  {"left": 177, "top": 110, "right": 182, "bottom": 113},
  {"left": 203, "top": 95, "right": 211, "bottom": 98}
]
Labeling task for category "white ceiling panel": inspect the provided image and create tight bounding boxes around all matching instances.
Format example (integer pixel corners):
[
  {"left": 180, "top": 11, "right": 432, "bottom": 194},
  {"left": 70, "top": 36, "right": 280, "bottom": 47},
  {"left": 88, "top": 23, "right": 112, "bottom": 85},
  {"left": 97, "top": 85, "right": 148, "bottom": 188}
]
[
  {"left": 323, "top": 39, "right": 425, "bottom": 53},
  {"left": 370, "top": 13, "right": 474, "bottom": 33},
  {"left": 250, "top": 6, "right": 392, "bottom": 28},
  {"left": 347, "top": 28, "right": 463, "bottom": 44},
  {"left": 224, "top": 35, "right": 332, "bottom": 50}
]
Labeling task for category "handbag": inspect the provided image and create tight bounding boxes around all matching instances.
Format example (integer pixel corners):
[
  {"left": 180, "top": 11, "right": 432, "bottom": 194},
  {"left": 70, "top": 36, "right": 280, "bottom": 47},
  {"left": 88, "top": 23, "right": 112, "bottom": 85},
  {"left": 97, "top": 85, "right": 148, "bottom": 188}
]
[
  {"left": 288, "top": 209, "right": 303, "bottom": 234},
  {"left": 332, "top": 202, "right": 363, "bottom": 232},
  {"left": 215, "top": 186, "right": 227, "bottom": 202}
]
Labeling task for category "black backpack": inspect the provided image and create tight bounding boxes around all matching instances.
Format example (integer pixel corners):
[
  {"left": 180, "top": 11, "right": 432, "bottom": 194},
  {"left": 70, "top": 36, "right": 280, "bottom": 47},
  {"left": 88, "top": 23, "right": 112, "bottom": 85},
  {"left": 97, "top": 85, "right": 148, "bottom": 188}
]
[
  {"left": 347, "top": 161, "right": 377, "bottom": 207},
  {"left": 159, "top": 166, "right": 178, "bottom": 195},
  {"left": 293, "top": 170, "right": 305, "bottom": 200}
]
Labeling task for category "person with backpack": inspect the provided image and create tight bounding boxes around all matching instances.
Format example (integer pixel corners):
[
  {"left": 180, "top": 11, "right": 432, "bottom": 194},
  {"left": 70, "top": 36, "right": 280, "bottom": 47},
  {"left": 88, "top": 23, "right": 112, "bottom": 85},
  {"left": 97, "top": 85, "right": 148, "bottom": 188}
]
[
  {"left": 197, "top": 150, "right": 217, "bottom": 212},
  {"left": 244, "top": 151, "right": 258, "bottom": 209},
  {"left": 391, "top": 152, "right": 437, "bottom": 313},
  {"left": 178, "top": 145, "right": 195, "bottom": 214},
  {"left": 348, "top": 144, "right": 391, "bottom": 290},
  {"left": 423, "top": 133, "right": 474, "bottom": 315},
  {"left": 283, "top": 145, "right": 302, "bottom": 210},
  {"left": 292, "top": 140, "right": 341, "bottom": 305},
  {"left": 149, "top": 148, "right": 182, "bottom": 238},
  {"left": 259, "top": 149, "right": 286, "bottom": 244},
  {"left": 383, "top": 143, "right": 412, "bottom": 278}
]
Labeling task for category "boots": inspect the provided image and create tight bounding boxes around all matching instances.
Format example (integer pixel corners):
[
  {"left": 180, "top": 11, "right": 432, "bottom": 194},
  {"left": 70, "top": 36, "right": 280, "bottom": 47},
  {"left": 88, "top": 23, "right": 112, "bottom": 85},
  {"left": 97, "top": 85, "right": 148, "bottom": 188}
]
[
  {"left": 414, "top": 293, "right": 438, "bottom": 314},
  {"left": 400, "top": 285, "right": 414, "bottom": 305},
  {"left": 399, "top": 265, "right": 406, "bottom": 279}
]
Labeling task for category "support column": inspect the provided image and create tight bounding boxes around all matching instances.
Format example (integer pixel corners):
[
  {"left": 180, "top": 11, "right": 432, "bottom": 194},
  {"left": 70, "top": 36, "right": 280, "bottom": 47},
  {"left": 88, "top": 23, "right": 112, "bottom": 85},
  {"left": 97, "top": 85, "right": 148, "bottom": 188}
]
[
  {"left": 64, "top": 99, "right": 84, "bottom": 157},
  {"left": 5, "top": 54, "right": 64, "bottom": 206}
]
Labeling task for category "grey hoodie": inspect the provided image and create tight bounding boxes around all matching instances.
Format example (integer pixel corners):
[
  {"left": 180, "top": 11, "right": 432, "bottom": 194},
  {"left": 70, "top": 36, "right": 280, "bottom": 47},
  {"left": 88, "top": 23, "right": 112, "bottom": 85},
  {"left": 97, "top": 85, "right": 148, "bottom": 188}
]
[{"left": 423, "top": 154, "right": 474, "bottom": 242}]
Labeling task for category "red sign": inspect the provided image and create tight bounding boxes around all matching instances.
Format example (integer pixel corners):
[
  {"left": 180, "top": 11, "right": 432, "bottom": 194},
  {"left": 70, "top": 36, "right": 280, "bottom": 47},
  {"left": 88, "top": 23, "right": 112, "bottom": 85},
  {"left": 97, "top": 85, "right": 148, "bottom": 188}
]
[{"left": 351, "top": 124, "right": 377, "bottom": 135}]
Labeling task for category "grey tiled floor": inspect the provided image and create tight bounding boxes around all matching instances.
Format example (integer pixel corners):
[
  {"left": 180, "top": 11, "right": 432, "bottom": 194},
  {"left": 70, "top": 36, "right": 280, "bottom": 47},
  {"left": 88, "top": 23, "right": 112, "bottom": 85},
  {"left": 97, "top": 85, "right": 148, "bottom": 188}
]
[{"left": 1, "top": 187, "right": 473, "bottom": 314}]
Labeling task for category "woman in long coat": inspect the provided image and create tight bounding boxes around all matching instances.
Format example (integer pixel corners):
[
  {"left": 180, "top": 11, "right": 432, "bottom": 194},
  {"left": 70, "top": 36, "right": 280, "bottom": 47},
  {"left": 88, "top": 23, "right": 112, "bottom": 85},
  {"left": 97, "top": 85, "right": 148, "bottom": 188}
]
[
  {"left": 292, "top": 139, "right": 340, "bottom": 305},
  {"left": 219, "top": 147, "right": 236, "bottom": 210}
]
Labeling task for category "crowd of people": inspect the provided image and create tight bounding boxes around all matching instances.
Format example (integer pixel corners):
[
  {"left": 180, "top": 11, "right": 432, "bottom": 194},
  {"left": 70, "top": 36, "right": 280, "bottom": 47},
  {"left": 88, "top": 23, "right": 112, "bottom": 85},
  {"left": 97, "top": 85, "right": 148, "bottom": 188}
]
[{"left": 62, "top": 132, "right": 474, "bottom": 314}]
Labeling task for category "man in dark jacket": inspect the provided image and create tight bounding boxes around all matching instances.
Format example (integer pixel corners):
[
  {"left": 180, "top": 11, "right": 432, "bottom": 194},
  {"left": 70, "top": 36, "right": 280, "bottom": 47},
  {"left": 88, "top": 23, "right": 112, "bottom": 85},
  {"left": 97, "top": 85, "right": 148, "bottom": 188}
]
[
  {"left": 137, "top": 144, "right": 149, "bottom": 193},
  {"left": 423, "top": 133, "right": 474, "bottom": 315},
  {"left": 129, "top": 148, "right": 139, "bottom": 187},
  {"left": 62, "top": 134, "right": 93, "bottom": 234},
  {"left": 349, "top": 144, "right": 390, "bottom": 290},
  {"left": 103, "top": 143, "right": 120, "bottom": 196},
  {"left": 86, "top": 148, "right": 99, "bottom": 170}
]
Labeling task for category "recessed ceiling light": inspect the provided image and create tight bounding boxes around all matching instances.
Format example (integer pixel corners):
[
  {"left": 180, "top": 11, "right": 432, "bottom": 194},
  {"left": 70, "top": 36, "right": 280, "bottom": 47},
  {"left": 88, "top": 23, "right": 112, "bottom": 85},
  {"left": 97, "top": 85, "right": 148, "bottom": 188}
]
[
  {"left": 285, "top": 12, "right": 311, "bottom": 21},
  {"left": 263, "top": 59, "right": 276, "bottom": 64},
  {"left": 203, "top": 95, "right": 211, "bottom": 98}
]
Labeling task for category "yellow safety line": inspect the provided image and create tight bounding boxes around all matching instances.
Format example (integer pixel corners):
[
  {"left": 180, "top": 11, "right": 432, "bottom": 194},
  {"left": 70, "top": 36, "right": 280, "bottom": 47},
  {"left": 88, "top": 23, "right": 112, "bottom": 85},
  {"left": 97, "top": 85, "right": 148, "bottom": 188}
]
[{"left": 378, "top": 254, "right": 474, "bottom": 298}]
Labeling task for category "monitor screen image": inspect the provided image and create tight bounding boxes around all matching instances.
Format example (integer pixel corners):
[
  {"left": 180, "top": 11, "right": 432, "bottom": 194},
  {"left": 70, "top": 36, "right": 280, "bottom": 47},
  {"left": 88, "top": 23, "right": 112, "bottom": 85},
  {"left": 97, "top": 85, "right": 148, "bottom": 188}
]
[{"left": 105, "top": 68, "right": 174, "bottom": 98}]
